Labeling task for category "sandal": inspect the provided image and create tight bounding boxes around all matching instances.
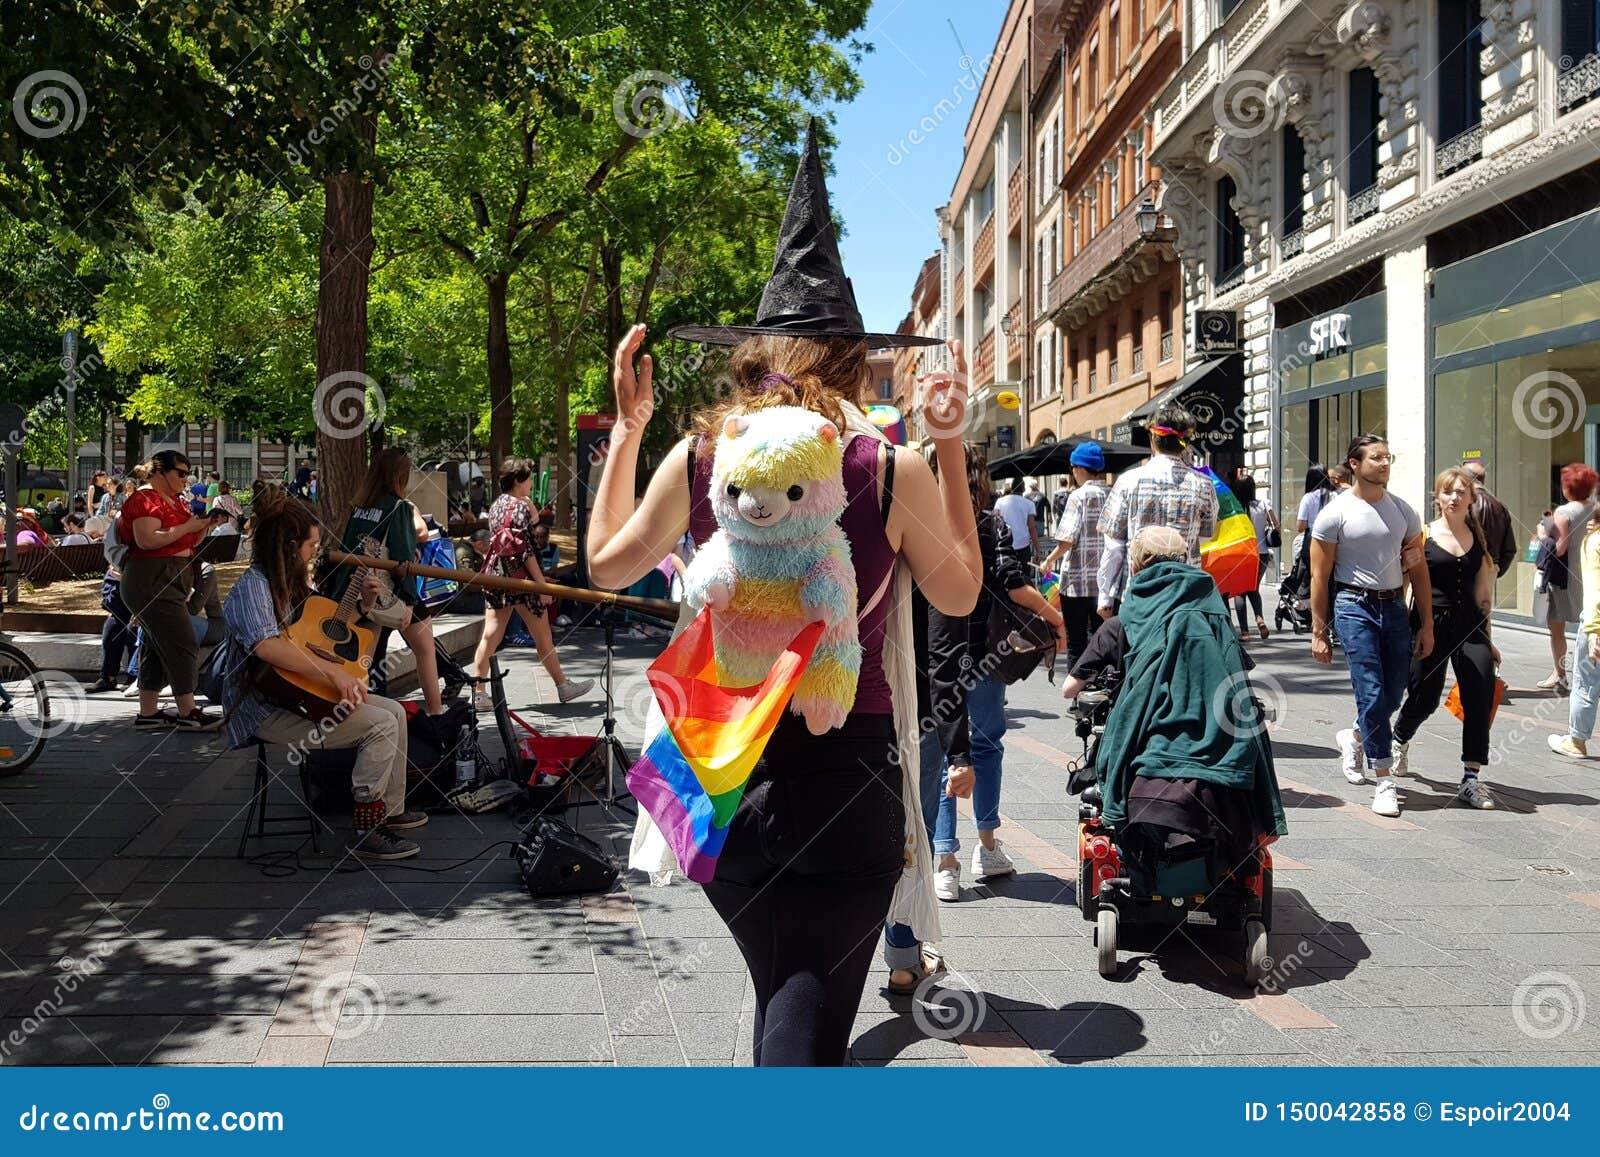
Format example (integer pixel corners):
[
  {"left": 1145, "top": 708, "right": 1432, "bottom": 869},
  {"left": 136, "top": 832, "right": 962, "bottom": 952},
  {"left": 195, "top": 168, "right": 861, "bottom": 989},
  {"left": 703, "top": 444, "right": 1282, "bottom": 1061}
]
[{"left": 886, "top": 946, "right": 946, "bottom": 995}]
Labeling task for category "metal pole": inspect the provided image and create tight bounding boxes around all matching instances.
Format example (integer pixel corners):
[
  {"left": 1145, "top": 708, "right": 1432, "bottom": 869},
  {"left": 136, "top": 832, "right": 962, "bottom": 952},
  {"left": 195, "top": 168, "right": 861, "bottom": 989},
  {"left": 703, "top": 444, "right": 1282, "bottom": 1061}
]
[
  {"left": 63, "top": 330, "right": 77, "bottom": 499},
  {"left": 3, "top": 451, "right": 18, "bottom": 606}
]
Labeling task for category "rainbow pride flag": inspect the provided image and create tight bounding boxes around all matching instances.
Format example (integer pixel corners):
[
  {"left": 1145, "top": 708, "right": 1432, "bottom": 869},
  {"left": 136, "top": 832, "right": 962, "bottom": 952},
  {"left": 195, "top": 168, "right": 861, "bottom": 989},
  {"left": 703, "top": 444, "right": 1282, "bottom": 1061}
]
[
  {"left": 866, "top": 404, "right": 908, "bottom": 446},
  {"left": 1038, "top": 570, "right": 1061, "bottom": 611},
  {"left": 1194, "top": 466, "right": 1260, "bottom": 599},
  {"left": 626, "top": 610, "right": 823, "bottom": 883}
]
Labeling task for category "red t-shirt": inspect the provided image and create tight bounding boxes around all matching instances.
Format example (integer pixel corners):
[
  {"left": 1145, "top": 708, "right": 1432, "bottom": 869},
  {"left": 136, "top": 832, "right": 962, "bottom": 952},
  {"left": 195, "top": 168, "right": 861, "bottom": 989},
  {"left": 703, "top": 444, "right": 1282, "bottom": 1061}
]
[{"left": 119, "top": 488, "right": 200, "bottom": 558}]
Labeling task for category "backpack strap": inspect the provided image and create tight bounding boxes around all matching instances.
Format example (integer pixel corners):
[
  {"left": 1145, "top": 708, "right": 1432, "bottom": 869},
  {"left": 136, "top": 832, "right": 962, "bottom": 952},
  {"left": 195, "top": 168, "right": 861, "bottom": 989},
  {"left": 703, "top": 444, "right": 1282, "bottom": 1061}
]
[
  {"left": 687, "top": 434, "right": 699, "bottom": 490},
  {"left": 879, "top": 444, "right": 896, "bottom": 525}
]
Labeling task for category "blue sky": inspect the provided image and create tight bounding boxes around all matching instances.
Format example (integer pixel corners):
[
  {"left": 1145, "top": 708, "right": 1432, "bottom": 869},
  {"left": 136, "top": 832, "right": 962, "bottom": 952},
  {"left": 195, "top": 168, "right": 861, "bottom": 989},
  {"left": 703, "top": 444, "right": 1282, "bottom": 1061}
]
[{"left": 826, "top": 0, "right": 1008, "bottom": 333}]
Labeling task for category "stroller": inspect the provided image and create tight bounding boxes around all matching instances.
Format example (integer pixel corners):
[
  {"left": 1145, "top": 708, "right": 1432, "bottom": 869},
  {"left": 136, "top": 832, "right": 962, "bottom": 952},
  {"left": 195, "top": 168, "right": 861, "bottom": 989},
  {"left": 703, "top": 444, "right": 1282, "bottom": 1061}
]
[
  {"left": 1274, "top": 547, "right": 1314, "bottom": 634},
  {"left": 1067, "top": 649, "right": 1277, "bottom": 985}
]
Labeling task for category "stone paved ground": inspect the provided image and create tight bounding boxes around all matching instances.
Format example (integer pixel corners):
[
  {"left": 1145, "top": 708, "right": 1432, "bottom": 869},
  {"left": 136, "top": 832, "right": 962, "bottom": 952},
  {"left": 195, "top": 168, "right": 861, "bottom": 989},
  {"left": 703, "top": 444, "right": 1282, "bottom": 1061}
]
[{"left": 2, "top": 595, "right": 1599, "bottom": 1067}]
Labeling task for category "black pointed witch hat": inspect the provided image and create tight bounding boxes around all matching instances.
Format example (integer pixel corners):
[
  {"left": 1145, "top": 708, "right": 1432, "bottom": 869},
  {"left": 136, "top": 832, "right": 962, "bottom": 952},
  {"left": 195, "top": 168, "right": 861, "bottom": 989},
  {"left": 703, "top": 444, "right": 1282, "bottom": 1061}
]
[{"left": 668, "top": 120, "right": 941, "bottom": 348}]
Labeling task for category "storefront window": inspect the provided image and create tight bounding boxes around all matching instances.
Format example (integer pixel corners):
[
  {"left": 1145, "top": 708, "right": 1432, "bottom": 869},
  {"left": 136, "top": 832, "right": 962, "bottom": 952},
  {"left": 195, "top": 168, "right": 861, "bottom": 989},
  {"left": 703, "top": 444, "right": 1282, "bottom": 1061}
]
[
  {"left": 1353, "top": 343, "right": 1387, "bottom": 378},
  {"left": 1358, "top": 385, "right": 1387, "bottom": 438},
  {"left": 1432, "top": 345, "right": 1600, "bottom": 616},
  {"left": 1310, "top": 352, "right": 1350, "bottom": 387},
  {"left": 1279, "top": 400, "right": 1311, "bottom": 533}
]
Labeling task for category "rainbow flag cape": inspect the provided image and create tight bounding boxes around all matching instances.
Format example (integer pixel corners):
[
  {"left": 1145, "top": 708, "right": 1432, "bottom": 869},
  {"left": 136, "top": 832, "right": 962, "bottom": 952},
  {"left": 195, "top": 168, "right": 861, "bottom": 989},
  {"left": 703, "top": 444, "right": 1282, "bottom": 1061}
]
[
  {"left": 866, "top": 404, "right": 908, "bottom": 446},
  {"left": 1194, "top": 466, "right": 1260, "bottom": 599},
  {"left": 626, "top": 609, "right": 822, "bottom": 883}
]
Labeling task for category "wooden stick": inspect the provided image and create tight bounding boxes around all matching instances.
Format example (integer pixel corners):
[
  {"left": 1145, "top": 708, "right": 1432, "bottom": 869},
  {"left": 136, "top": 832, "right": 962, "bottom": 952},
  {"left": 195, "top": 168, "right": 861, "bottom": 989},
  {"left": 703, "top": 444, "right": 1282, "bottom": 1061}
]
[{"left": 326, "top": 550, "right": 680, "bottom": 622}]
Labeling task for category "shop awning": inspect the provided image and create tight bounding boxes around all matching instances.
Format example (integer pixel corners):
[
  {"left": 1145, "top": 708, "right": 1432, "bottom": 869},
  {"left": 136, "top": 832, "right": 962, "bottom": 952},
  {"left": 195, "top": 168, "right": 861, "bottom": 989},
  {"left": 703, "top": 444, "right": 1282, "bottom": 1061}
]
[
  {"left": 1115, "top": 353, "right": 1244, "bottom": 449},
  {"left": 988, "top": 437, "right": 1151, "bottom": 481}
]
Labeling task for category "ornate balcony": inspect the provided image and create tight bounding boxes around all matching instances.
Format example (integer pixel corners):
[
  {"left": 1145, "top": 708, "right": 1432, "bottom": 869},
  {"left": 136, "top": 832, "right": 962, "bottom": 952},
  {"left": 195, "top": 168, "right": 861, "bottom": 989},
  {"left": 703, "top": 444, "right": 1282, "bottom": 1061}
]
[
  {"left": 1348, "top": 184, "right": 1379, "bottom": 224},
  {"left": 1435, "top": 122, "right": 1483, "bottom": 178},
  {"left": 974, "top": 213, "right": 996, "bottom": 280},
  {"left": 1007, "top": 160, "right": 1024, "bottom": 234},
  {"left": 1160, "top": 330, "right": 1174, "bottom": 363},
  {"left": 1046, "top": 182, "right": 1175, "bottom": 330},
  {"left": 1559, "top": 55, "right": 1600, "bottom": 114},
  {"left": 976, "top": 330, "right": 996, "bottom": 386},
  {"left": 1280, "top": 226, "right": 1304, "bottom": 259}
]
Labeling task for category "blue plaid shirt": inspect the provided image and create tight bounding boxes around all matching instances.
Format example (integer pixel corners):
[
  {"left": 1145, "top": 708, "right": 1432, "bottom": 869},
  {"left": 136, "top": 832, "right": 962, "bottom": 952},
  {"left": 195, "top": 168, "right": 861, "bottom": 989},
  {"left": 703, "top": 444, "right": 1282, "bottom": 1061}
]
[{"left": 219, "top": 567, "right": 284, "bottom": 750}]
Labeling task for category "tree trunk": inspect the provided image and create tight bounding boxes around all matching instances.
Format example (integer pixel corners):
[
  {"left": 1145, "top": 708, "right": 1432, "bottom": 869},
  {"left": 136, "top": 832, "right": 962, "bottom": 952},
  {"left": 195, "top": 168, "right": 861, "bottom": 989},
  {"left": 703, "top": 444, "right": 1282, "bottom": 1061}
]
[
  {"left": 553, "top": 351, "right": 573, "bottom": 530},
  {"left": 485, "top": 273, "right": 513, "bottom": 480},
  {"left": 123, "top": 416, "right": 142, "bottom": 473},
  {"left": 601, "top": 242, "right": 625, "bottom": 356},
  {"left": 315, "top": 170, "right": 377, "bottom": 538}
]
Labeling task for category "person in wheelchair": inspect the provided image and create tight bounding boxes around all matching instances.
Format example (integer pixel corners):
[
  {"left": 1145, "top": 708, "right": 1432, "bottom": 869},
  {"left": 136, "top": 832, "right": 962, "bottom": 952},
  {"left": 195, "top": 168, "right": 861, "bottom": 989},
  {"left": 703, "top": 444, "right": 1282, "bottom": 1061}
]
[{"left": 1083, "top": 526, "right": 1286, "bottom": 873}]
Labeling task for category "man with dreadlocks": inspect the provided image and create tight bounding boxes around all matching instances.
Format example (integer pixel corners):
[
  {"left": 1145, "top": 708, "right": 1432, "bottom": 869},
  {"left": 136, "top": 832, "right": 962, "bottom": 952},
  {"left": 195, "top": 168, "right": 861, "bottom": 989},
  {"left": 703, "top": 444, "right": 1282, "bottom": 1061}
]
[{"left": 1095, "top": 402, "right": 1218, "bottom": 619}]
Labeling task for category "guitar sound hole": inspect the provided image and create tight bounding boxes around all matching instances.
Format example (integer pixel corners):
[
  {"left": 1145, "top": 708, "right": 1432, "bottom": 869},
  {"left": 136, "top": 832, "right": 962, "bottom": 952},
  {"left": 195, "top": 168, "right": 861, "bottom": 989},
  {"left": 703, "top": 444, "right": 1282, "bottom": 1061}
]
[{"left": 322, "top": 621, "right": 352, "bottom": 646}]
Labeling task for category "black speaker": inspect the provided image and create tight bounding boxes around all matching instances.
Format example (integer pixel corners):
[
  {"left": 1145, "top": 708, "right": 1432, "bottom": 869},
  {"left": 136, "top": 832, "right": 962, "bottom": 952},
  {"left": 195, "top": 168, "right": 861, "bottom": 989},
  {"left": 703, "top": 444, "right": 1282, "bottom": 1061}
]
[
  {"left": 1195, "top": 310, "right": 1239, "bottom": 356},
  {"left": 512, "top": 817, "right": 619, "bottom": 896}
]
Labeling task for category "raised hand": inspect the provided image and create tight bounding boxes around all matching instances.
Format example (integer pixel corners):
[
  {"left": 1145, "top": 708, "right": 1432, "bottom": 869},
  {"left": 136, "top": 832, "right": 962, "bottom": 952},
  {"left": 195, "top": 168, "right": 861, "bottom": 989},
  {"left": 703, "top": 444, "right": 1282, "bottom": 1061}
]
[
  {"left": 914, "top": 338, "right": 970, "bottom": 442},
  {"left": 612, "top": 323, "right": 655, "bottom": 434}
]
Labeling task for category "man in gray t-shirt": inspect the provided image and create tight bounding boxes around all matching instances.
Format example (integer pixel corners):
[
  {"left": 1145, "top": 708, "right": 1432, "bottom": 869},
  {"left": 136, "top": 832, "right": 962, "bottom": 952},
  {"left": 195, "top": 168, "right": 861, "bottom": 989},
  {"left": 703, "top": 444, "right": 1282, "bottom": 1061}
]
[
  {"left": 1309, "top": 436, "right": 1434, "bottom": 819},
  {"left": 1312, "top": 489, "right": 1422, "bottom": 591}
]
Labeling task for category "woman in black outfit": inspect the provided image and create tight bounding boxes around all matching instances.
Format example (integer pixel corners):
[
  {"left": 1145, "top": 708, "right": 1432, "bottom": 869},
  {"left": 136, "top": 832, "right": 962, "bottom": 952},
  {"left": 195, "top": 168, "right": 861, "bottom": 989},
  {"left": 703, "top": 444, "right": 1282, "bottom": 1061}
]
[{"left": 1391, "top": 467, "right": 1500, "bottom": 809}]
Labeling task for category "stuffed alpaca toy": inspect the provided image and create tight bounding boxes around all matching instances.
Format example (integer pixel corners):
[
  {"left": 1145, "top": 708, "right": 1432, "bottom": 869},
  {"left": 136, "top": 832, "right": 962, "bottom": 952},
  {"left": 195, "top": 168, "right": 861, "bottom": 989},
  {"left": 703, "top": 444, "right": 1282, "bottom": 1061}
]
[{"left": 678, "top": 406, "right": 860, "bottom": 734}]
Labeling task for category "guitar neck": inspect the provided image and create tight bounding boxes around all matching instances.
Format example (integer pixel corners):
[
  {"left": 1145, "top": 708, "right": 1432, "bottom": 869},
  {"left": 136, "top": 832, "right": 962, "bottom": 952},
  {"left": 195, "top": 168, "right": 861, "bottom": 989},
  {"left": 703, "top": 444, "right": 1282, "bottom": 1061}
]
[{"left": 333, "top": 565, "right": 365, "bottom": 624}]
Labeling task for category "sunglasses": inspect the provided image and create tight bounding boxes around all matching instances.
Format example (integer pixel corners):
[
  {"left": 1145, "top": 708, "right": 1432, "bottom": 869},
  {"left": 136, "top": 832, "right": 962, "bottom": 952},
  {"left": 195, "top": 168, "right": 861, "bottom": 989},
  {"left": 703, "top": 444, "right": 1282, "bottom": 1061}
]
[{"left": 170, "top": 468, "right": 192, "bottom": 479}]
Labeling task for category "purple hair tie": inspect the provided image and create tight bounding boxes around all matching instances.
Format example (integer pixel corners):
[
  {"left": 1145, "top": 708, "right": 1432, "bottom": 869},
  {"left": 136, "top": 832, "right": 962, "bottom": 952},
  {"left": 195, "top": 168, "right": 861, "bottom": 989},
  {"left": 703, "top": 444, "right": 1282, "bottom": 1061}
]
[{"left": 757, "top": 371, "right": 795, "bottom": 393}]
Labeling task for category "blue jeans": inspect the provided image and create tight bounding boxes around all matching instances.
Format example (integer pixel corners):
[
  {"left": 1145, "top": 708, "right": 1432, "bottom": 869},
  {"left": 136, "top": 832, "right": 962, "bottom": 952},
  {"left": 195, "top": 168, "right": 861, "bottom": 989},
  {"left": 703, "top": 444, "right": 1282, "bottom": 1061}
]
[
  {"left": 1569, "top": 636, "right": 1600, "bottom": 741},
  {"left": 1333, "top": 592, "right": 1412, "bottom": 771},
  {"left": 883, "top": 729, "right": 946, "bottom": 969},
  {"left": 934, "top": 675, "right": 1006, "bottom": 854}
]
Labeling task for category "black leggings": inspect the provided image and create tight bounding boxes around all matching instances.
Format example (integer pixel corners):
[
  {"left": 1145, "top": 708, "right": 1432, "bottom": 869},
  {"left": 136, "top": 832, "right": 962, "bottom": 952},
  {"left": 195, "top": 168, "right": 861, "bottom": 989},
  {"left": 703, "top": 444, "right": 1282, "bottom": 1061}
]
[
  {"left": 1061, "top": 595, "right": 1100, "bottom": 674},
  {"left": 702, "top": 714, "right": 905, "bottom": 1067},
  {"left": 1394, "top": 610, "right": 1494, "bottom": 767}
]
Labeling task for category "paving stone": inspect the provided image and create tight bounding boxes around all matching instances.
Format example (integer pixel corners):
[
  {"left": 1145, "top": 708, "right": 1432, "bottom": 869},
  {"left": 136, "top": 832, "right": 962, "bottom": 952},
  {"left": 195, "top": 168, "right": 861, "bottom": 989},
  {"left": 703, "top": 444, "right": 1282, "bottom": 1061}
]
[
  {"left": 8, "top": 971, "right": 293, "bottom": 1017},
  {"left": 361, "top": 973, "right": 604, "bottom": 1016},
  {"left": 325, "top": 1013, "right": 611, "bottom": 1063},
  {"left": 355, "top": 937, "right": 595, "bottom": 975},
  {"left": 0, "top": 1014, "right": 273, "bottom": 1065}
]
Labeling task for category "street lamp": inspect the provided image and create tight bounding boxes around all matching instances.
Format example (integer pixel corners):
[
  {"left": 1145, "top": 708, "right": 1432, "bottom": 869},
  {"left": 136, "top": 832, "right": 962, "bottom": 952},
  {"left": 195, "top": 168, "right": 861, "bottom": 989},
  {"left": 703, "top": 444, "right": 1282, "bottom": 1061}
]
[{"left": 1136, "top": 199, "right": 1158, "bottom": 239}]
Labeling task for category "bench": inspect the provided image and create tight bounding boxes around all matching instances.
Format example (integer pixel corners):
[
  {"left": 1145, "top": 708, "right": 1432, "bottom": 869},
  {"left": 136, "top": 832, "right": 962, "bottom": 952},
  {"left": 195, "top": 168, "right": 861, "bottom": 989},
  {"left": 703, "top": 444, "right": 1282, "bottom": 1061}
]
[{"left": 0, "top": 542, "right": 108, "bottom": 586}]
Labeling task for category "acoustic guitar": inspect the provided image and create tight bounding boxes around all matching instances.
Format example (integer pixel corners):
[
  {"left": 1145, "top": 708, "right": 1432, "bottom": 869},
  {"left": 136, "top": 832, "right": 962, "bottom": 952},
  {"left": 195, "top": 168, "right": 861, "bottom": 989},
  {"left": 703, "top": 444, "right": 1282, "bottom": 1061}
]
[{"left": 253, "top": 537, "right": 382, "bottom": 719}]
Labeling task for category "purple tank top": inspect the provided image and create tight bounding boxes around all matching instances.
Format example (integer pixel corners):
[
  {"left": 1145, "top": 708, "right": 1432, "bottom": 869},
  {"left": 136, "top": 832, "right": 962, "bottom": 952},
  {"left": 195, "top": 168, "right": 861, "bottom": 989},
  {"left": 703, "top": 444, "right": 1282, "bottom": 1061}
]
[{"left": 690, "top": 432, "right": 894, "bottom": 715}]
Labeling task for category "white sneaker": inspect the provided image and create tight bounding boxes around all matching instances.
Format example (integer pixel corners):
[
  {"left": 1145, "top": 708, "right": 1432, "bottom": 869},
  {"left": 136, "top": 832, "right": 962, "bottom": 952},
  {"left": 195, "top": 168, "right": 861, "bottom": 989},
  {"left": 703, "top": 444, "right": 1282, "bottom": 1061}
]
[
  {"left": 471, "top": 689, "right": 493, "bottom": 713},
  {"left": 1337, "top": 728, "right": 1367, "bottom": 784},
  {"left": 935, "top": 863, "right": 961, "bottom": 902},
  {"left": 1392, "top": 741, "right": 1410, "bottom": 777},
  {"left": 971, "top": 841, "right": 1016, "bottom": 881},
  {"left": 1371, "top": 777, "right": 1401, "bottom": 817},
  {"left": 1458, "top": 777, "right": 1497, "bottom": 810},
  {"left": 557, "top": 678, "right": 594, "bottom": 703}
]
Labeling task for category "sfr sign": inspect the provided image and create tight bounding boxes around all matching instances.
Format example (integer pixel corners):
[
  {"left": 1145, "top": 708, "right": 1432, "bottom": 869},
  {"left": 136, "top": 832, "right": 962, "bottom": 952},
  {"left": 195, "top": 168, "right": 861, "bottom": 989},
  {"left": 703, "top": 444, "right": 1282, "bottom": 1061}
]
[{"left": 1308, "top": 312, "right": 1351, "bottom": 356}]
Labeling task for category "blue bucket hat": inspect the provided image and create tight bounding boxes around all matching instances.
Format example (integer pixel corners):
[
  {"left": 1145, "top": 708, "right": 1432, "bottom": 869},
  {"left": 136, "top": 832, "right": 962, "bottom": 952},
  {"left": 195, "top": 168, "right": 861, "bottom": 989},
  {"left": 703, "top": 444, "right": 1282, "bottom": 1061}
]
[{"left": 1069, "top": 441, "right": 1106, "bottom": 471}]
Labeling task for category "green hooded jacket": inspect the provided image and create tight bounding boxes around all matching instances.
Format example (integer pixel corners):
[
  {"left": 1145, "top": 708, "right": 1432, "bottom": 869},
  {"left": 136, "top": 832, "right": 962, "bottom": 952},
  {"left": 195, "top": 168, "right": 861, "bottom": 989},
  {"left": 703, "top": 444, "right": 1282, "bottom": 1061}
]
[{"left": 1093, "top": 560, "right": 1288, "bottom": 840}]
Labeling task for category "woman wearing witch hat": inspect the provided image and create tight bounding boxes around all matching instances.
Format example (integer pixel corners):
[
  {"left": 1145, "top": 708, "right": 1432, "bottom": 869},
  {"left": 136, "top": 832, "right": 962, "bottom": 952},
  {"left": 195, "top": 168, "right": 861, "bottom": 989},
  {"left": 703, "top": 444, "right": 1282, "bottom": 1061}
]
[{"left": 588, "top": 122, "right": 981, "bottom": 1066}]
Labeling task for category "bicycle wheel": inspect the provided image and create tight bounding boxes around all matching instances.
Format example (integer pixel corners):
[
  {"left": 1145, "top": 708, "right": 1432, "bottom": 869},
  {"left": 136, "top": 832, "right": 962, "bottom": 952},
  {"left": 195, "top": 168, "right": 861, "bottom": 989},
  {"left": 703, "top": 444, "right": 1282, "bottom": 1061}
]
[{"left": 0, "top": 640, "right": 49, "bottom": 776}]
